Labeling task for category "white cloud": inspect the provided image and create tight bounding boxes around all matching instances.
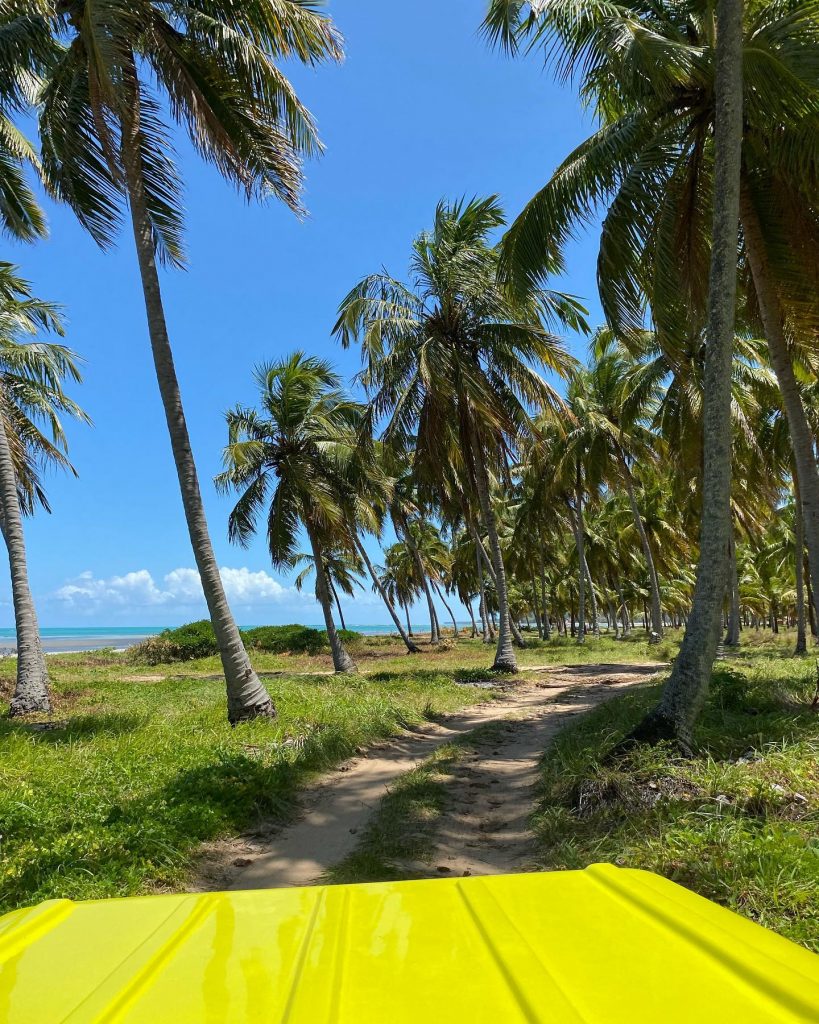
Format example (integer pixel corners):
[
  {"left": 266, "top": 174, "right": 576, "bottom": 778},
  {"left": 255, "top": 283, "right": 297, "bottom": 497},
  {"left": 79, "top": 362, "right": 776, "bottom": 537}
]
[{"left": 51, "top": 566, "right": 305, "bottom": 612}]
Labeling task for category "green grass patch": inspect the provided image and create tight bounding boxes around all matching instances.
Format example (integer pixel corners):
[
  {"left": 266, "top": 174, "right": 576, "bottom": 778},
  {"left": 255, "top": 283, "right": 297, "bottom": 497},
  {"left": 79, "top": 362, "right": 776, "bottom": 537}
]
[
  {"left": 0, "top": 628, "right": 675, "bottom": 913},
  {"left": 532, "top": 656, "right": 819, "bottom": 950},
  {"left": 0, "top": 657, "right": 489, "bottom": 911}
]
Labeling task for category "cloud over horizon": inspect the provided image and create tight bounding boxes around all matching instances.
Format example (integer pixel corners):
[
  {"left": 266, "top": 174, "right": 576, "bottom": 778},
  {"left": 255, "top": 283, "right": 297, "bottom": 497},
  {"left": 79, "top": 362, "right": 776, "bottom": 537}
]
[{"left": 51, "top": 566, "right": 305, "bottom": 613}]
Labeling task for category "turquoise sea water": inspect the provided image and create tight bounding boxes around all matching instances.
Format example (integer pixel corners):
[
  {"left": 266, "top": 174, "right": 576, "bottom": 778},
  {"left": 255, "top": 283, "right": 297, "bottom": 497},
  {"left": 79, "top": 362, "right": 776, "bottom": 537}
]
[{"left": 0, "top": 624, "right": 447, "bottom": 654}]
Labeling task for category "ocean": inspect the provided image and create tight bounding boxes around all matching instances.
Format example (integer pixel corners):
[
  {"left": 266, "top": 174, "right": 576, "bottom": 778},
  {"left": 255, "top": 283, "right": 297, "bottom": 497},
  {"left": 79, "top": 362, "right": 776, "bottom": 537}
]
[{"left": 0, "top": 624, "right": 439, "bottom": 654}]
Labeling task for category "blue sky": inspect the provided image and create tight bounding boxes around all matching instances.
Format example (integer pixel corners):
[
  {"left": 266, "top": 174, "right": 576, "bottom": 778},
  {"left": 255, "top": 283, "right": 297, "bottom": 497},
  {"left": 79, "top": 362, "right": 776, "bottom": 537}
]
[{"left": 4, "top": 0, "right": 603, "bottom": 628}]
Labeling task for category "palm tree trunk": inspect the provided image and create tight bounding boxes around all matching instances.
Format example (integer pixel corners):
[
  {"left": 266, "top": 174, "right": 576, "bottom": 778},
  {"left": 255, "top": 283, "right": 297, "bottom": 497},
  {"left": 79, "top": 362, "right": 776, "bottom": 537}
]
[
  {"left": 475, "top": 542, "right": 493, "bottom": 643},
  {"left": 539, "top": 547, "right": 551, "bottom": 639},
  {"left": 739, "top": 184, "right": 819, "bottom": 634},
  {"left": 725, "top": 526, "right": 741, "bottom": 647},
  {"left": 433, "top": 582, "right": 459, "bottom": 636},
  {"left": 0, "top": 412, "right": 50, "bottom": 716},
  {"left": 794, "top": 476, "right": 807, "bottom": 655},
  {"left": 329, "top": 578, "right": 347, "bottom": 631},
  {"left": 626, "top": 0, "right": 744, "bottom": 751},
  {"left": 466, "top": 597, "right": 478, "bottom": 638},
  {"left": 401, "top": 523, "right": 439, "bottom": 643},
  {"left": 606, "top": 593, "right": 620, "bottom": 639},
  {"left": 530, "top": 578, "right": 543, "bottom": 639},
  {"left": 469, "top": 521, "right": 526, "bottom": 647},
  {"left": 352, "top": 533, "right": 420, "bottom": 653},
  {"left": 587, "top": 569, "right": 600, "bottom": 636},
  {"left": 121, "top": 103, "right": 273, "bottom": 724},
  {"left": 613, "top": 577, "right": 629, "bottom": 636},
  {"left": 808, "top": 570, "right": 817, "bottom": 638},
  {"left": 469, "top": 429, "right": 517, "bottom": 672},
  {"left": 305, "top": 519, "right": 356, "bottom": 673},
  {"left": 618, "top": 451, "right": 663, "bottom": 639},
  {"left": 568, "top": 480, "right": 587, "bottom": 644},
  {"left": 403, "top": 602, "right": 414, "bottom": 637}
]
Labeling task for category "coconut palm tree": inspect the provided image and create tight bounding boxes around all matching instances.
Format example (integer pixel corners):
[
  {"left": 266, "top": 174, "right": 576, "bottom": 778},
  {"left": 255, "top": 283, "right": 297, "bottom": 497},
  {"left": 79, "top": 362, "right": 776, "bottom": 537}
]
[
  {"left": 379, "top": 542, "right": 423, "bottom": 639},
  {"left": 0, "top": 266, "right": 89, "bottom": 715},
  {"left": 335, "top": 196, "right": 583, "bottom": 671},
  {"left": 489, "top": 0, "right": 753, "bottom": 741},
  {"left": 34, "top": 0, "right": 343, "bottom": 721},
  {"left": 484, "top": 0, "right": 819, "bottom": 741},
  {"left": 217, "top": 353, "right": 362, "bottom": 674},
  {"left": 293, "top": 545, "right": 363, "bottom": 631}
]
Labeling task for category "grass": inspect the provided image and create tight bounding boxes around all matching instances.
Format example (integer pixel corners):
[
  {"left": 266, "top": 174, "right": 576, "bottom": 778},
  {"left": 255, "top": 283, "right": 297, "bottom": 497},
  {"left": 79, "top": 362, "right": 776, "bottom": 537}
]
[
  {"left": 0, "top": 627, "right": 670, "bottom": 914},
  {"left": 532, "top": 646, "right": 819, "bottom": 951},
  {"left": 0, "top": 643, "right": 498, "bottom": 911}
]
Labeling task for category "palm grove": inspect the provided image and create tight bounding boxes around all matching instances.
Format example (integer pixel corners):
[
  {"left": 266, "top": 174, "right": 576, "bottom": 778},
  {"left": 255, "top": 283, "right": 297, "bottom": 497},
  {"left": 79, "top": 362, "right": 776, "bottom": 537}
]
[{"left": 0, "top": 0, "right": 817, "bottom": 752}]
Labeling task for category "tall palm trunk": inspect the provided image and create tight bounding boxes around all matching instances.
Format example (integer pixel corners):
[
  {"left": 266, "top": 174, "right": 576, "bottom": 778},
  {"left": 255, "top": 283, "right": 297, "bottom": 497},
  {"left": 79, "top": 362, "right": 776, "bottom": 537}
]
[
  {"left": 626, "top": 0, "right": 744, "bottom": 751},
  {"left": 568, "top": 477, "right": 587, "bottom": 644},
  {"left": 724, "top": 526, "right": 741, "bottom": 646},
  {"left": 475, "top": 542, "right": 493, "bottom": 643},
  {"left": 305, "top": 519, "right": 356, "bottom": 673},
  {"left": 401, "top": 522, "right": 439, "bottom": 643},
  {"left": 469, "top": 520, "right": 526, "bottom": 647},
  {"left": 614, "top": 577, "right": 630, "bottom": 637},
  {"left": 329, "top": 578, "right": 347, "bottom": 630},
  {"left": 469, "top": 428, "right": 517, "bottom": 671},
  {"left": 466, "top": 597, "right": 478, "bottom": 638},
  {"left": 794, "top": 476, "right": 807, "bottom": 655},
  {"left": 539, "top": 547, "right": 551, "bottom": 639},
  {"left": 587, "top": 568, "right": 600, "bottom": 635},
  {"left": 434, "top": 581, "right": 459, "bottom": 636},
  {"left": 352, "top": 533, "right": 420, "bottom": 653},
  {"left": 739, "top": 184, "right": 819, "bottom": 632},
  {"left": 122, "top": 105, "right": 273, "bottom": 724},
  {"left": 618, "top": 451, "right": 663, "bottom": 639},
  {"left": 0, "top": 412, "right": 50, "bottom": 716}
]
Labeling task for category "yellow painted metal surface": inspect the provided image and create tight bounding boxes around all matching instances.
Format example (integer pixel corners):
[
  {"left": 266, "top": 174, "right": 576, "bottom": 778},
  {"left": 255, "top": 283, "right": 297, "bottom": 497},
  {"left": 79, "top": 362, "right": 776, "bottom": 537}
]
[{"left": 0, "top": 865, "right": 817, "bottom": 1022}]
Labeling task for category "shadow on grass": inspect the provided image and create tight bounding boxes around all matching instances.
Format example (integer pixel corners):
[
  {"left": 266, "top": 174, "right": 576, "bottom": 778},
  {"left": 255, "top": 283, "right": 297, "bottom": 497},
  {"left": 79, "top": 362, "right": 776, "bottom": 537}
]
[{"left": 0, "top": 712, "right": 146, "bottom": 744}]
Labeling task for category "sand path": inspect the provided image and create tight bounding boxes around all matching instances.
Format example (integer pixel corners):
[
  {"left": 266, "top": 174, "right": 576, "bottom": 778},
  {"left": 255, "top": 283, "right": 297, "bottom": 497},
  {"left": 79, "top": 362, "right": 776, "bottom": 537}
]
[{"left": 194, "top": 663, "right": 663, "bottom": 891}]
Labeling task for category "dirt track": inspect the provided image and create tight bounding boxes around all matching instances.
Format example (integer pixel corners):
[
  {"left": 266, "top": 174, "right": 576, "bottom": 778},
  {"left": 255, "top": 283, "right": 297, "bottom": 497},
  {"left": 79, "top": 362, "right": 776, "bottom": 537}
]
[{"left": 194, "top": 663, "right": 663, "bottom": 891}]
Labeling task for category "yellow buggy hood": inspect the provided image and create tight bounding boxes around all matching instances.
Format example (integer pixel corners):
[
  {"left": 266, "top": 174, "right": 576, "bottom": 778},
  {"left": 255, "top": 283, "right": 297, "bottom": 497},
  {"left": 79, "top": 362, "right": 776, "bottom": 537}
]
[{"left": 0, "top": 865, "right": 816, "bottom": 1022}]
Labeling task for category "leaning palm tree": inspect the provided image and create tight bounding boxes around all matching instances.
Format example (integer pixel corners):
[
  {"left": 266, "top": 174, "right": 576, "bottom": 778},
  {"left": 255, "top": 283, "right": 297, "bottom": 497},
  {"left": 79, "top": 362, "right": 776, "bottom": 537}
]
[
  {"left": 0, "top": 265, "right": 89, "bottom": 715},
  {"left": 335, "top": 196, "right": 582, "bottom": 672},
  {"left": 34, "top": 1, "right": 342, "bottom": 721},
  {"left": 217, "top": 353, "right": 363, "bottom": 674}
]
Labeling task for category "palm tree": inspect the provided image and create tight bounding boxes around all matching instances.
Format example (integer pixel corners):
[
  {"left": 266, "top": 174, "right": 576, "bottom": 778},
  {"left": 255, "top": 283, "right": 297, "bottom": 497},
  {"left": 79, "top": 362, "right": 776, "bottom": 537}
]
[
  {"left": 486, "top": 0, "right": 747, "bottom": 744},
  {"left": 379, "top": 542, "right": 423, "bottom": 639},
  {"left": 634, "top": 0, "right": 745, "bottom": 746},
  {"left": 34, "top": 1, "right": 342, "bottom": 721},
  {"left": 217, "top": 353, "right": 361, "bottom": 674},
  {"left": 0, "top": 266, "right": 89, "bottom": 715},
  {"left": 335, "top": 196, "right": 582, "bottom": 672},
  {"left": 293, "top": 545, "right": 363, "bottom": 631}
]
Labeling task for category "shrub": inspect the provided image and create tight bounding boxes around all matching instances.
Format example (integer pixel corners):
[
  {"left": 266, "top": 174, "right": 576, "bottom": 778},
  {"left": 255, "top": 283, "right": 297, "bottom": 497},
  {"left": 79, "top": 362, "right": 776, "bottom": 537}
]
[
  {"left": 130, "top": 621, "right": 365, "bottom": 664},
  {"left": 128, "top": 620, "right": 217, "bottom": 664},
  {"left": 243, "top": 624, "right": 326, "bottom": 654}
]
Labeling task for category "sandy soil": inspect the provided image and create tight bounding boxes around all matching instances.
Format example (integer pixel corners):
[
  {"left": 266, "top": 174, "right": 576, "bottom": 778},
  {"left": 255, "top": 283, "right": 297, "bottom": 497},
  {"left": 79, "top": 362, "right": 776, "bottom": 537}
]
[{"left": 193, "top": 663, "right": 662, "bottom": 892}]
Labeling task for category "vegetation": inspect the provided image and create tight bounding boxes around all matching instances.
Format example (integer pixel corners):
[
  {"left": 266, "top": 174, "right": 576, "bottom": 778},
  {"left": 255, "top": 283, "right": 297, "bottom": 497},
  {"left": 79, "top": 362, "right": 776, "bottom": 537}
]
[
  {"left": 532, "top": 648, "right": 819, "bottom": 951},
  {"left": 130, "top": 620, "right": 364, "bottom": 664},
  {"left": 0, "top": 640, "right": 490, "bottom": 909},
  {"left": 0, "top": 0, "right": 816, "bottom": 969},
  {"left": 323, "top": 638, "right": 819, "bottom": 951},
  {"left": 0, "top": 632, "right": 666, "bottom": 910}
]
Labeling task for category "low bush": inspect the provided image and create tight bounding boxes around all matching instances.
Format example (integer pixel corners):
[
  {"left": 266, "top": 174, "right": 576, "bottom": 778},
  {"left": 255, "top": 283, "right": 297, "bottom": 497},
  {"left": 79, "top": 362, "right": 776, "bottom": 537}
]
[
  {"left": 129, "top": 620, "right": 217, "bottom": 664},
  {"left": 244, "top": 624, "right": 327, "bottom": 654}
]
